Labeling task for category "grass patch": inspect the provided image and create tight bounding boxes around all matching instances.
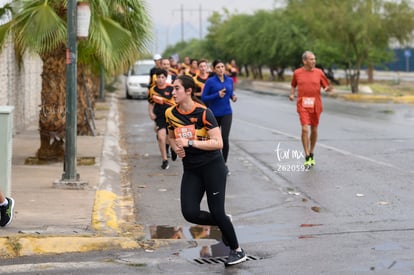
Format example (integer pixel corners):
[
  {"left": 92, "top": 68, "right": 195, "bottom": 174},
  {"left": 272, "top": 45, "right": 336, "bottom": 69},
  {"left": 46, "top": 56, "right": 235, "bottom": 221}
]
[
  {"left": 368, "top": 82, "right": 414, "bottom": 96},
  {"left": 378, "top": 109, "right": 395, "bottom": 114}
]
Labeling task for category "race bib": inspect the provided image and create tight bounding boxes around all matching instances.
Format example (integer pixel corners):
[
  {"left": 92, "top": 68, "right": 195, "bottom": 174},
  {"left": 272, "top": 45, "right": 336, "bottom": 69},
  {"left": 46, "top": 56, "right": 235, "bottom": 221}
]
[
  {"left": 174, "top": 124, "right": 196, "bottom": 140},
  {"left": 302, "top": 97, "right": 315, "bottom": 108}
]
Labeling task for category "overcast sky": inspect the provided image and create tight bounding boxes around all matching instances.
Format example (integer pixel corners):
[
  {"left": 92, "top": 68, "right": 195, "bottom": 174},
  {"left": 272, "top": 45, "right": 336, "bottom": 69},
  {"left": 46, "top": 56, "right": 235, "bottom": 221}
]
[{"left": 146, "top": 0, "right": 281, "bottom": 54}]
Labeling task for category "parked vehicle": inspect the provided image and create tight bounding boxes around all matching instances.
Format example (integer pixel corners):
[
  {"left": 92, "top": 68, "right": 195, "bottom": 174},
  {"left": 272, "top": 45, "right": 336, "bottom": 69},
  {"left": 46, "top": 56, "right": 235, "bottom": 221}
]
[{"left": 125, "top": 59, "right": 153, "bottom": 99}]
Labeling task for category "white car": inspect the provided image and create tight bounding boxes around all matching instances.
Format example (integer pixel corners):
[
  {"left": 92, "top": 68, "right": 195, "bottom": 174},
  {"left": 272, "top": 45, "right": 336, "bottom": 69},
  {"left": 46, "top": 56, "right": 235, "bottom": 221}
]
[{"left": 125, "top": 59, "right": 154, "bottom": 99}]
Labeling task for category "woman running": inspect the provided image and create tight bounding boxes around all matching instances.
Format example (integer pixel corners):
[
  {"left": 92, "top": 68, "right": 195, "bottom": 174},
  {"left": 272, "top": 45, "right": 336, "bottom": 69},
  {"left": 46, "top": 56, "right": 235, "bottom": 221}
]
[
  {"left": 165, "top": 75, "right": 247, "bottom": 267},
  {"left": 201, "top": 60, "right": 237, "bottom": 174}
]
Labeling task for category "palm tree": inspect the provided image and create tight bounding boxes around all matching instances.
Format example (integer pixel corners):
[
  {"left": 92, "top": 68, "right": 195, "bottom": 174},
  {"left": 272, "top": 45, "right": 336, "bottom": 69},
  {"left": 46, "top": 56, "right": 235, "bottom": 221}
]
[{"left": 0, "top": 0, "right": 151, "bottom": 160}]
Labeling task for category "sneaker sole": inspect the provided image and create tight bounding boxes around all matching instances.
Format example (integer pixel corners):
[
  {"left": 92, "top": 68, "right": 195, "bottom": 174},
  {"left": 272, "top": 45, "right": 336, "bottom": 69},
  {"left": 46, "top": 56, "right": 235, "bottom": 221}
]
[
  {"left": 225, "top": 255, "right": 247, "bottom": 266},
  {"left": 3, "top": 197, "right": 14, "bottom": 227}
]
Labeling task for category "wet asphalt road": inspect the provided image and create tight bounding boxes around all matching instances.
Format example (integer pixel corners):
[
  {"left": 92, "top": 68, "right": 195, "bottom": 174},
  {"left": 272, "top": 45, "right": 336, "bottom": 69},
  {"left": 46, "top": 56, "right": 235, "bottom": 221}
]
[
  {"left": 3, "top": 88, "right": 413, "bottom": 274},
  {"left": 120, "top": 88, "right": 414, "bottom": 274}
]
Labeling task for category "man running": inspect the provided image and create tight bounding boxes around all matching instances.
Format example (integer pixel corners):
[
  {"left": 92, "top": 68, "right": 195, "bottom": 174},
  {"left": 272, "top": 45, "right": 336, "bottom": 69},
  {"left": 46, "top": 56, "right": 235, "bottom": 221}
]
[
  {"left": 148, "top": 69, "right": 176, "bottom": 169},
  {"left": 289, "top": 51, "right": 333, "bottom": 167}
]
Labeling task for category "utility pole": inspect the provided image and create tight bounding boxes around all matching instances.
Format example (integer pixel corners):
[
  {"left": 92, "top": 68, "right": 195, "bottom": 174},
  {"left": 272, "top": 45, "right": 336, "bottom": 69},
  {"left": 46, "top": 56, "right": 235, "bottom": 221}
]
[
  {"left": 181, "top": 4, "right": 184, "bottom": 42},
  {"left": 199, "top": 4, "right": 202, "bottom": 40},
  {"left": 173, "top": 4, "right": 210, "bottom": 42},
  {"left": 54, "top": 0, "right": 87, "bottom": 189}
]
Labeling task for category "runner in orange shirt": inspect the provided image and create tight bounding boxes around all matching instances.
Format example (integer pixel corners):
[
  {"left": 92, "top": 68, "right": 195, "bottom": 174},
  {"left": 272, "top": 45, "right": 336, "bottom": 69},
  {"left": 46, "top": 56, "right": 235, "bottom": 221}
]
[
  {"left": 148, "top": 69, "right": 176, "bottom": 169},
  {"left": 186, "top": 58, "right": 199, "bottom": 77},
  {"left": 180, "top": 56, "right": 191, "bottom": 75},
  {"left": 193, "top": 59, "right": 210, "bottom": 101},
  {"left": 226, "top": 59, "right": 239, "bottom": 87},
  {"left": 289, "top": 51, "right": 333, "bottom": 168}
]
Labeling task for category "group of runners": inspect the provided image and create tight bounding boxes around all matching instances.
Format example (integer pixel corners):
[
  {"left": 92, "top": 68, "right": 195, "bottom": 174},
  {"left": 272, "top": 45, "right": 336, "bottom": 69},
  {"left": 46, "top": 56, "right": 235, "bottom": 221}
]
[
  {"left": 144, "top": 51, "right": 332, "bottom": 267},
  {"left": 147, "top": 55, "right": 239, "bottom": 171},
  {"left": 146, "top": 54, "right": 246, "bottom": 266}
]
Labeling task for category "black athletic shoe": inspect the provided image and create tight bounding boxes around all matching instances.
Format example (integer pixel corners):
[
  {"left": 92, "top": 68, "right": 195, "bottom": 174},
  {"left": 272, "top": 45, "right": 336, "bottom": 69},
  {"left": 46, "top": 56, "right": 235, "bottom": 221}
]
[
  {"left": 161, "top": 160, "right": 169, "bottom": 170},
  {"left": 171, "top": 148, "right": 177, "bottom": 161},
  {"left": 225, "top": 249, "right": 247, "bottom": 267},
  {"left": 0, "top": 197, "right": 14, "bottom": 227}
]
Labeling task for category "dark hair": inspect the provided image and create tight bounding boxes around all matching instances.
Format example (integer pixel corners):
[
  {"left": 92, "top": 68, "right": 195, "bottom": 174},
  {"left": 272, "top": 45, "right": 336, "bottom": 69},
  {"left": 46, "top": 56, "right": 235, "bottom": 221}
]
[
  {"left": 175, "top": 75, "right": 204, "bottom": 105},
  {"left": 198, "top": 59, "right": 208, "bottom": 66},
  {"left": 176, "top": 75, "right": 195, "bottom": 93},
  {"left": 212, "top": 59, "right": 224, "bottom": 68},
  {"left": 154, "top": 68, "right": 168, "bottom": 77}
]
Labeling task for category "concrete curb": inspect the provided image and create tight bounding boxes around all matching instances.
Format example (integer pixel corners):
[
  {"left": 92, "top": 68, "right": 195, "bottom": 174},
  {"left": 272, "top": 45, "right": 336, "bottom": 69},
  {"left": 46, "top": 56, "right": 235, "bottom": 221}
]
[
  {"left": 0, "top": 235, "right": 140, "bottom": 258},
  {"left": 331, "top": 93, "right": 414, "bottom": 104}
]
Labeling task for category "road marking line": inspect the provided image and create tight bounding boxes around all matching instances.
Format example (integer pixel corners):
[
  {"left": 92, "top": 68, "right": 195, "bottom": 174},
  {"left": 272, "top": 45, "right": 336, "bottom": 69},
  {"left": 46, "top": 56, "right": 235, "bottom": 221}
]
[{"left": 235, "top": 119, "right": 401, "bottom": 171}]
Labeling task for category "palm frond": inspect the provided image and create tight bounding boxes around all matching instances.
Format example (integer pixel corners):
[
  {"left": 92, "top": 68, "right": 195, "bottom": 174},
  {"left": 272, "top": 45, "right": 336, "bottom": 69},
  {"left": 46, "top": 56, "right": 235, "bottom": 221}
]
[
  {"left": 79, "top": 0, "right": 151, "bottom": 74},
  {"left": 88, "top": 16, "right": 138, "bottom": 73},
  {"left": 12, "top": 1, "right": 66, "bottom": 55}
]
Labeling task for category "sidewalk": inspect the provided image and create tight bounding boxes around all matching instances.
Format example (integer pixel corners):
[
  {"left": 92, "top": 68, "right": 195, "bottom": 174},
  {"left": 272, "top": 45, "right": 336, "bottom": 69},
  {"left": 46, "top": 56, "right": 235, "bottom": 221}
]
[{"left": 0, "top": 93, "right": 140, "bottom": 258}]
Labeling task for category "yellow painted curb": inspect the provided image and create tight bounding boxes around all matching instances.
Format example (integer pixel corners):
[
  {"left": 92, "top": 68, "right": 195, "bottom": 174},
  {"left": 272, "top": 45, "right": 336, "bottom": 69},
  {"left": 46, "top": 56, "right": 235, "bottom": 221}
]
[
  {"left": 0, "top": 189, "right": 146, "bottom": 259},
  {"left": 92, "top": 190, "right": 120, "bottom": 234},
  {"left": 336, "top": 93, "right": 414, "bottom": 104},
  {"left": 0, "top": 236, "right": 139, "bottom": 258}
]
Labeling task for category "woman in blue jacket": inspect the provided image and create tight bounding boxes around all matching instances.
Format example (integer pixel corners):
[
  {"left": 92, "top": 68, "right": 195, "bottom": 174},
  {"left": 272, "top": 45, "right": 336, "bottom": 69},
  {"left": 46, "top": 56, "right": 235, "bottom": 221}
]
[{"left": 202, "top": 60, "right": 237, "bottom": 174}]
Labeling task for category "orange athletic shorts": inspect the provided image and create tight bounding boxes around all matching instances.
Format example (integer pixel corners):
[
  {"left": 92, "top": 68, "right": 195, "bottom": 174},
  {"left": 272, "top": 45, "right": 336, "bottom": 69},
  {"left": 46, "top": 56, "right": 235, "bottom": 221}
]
[{"left": 299, "top": 110, "right": 321, "bottom": 126}]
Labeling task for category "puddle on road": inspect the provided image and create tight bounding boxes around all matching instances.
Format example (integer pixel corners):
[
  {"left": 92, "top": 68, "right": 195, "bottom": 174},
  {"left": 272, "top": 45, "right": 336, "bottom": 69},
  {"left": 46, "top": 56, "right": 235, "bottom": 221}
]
[
  {"left": 147, "top": 225, "right": 231, "bottom": 258},
  {"left": 147, "top": 223, "right": 318, "bottom": 259},
  {"left": 147, "top": 225, "right": 411, "bottom": 271}
]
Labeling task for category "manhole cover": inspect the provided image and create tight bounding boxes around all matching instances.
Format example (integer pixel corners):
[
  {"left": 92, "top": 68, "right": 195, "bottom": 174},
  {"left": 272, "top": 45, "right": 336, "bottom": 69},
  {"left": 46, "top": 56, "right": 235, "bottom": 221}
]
[{"left": 193, "top": 255, "right": 262, "bottom": 265}]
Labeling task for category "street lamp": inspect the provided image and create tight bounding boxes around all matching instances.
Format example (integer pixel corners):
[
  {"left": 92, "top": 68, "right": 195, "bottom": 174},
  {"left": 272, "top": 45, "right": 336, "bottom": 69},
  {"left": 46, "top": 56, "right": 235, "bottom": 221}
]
[
  {"left": 77, "top": 2, "right": 91, "bottom": 38},
  {"left": 54, "top": 0, "right": 90, "bottom": 189}
]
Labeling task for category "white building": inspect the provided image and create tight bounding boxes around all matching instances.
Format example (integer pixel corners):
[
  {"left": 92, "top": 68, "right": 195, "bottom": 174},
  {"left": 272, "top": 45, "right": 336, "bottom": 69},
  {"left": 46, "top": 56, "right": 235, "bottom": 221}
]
[{"left": 0, "top": 0, "right": 42, "bottom": 133}]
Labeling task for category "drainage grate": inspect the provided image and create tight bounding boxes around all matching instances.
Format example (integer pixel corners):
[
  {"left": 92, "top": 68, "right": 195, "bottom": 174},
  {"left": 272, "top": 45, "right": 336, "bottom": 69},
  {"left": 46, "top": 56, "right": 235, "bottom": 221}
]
[{"left": 193, "top": 255, "right": 262, "bottom": 265}]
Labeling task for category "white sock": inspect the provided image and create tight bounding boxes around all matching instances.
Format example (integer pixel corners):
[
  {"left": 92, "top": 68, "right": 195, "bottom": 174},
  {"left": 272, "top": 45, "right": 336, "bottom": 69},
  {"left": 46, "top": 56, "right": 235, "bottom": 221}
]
[{"left": 0, "top": 200, "right": 8, "bottom": 207}]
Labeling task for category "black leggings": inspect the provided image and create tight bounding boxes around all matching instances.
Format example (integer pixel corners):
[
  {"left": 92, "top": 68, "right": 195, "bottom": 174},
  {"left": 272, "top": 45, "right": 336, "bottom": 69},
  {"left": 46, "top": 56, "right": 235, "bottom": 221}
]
[
  {"left": 180, "top": 156, "right": 239, "bottom": 250},
  {"left": 215, "top": 114, "right": 232, "bottom": 163}
]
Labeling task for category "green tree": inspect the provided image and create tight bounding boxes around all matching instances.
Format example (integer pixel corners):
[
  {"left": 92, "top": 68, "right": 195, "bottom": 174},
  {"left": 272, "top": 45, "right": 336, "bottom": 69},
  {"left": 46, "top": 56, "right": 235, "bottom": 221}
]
[
  {"left": 259, "top": 9, "right": 308, "bottom": 80},
  {"left": 163, "top": 39, "right": 210, "bottom": 62},
  {"left": 219, "top": 13, "right": 261, "bottom": 78},
  {"left": 0, "top": 0, "right": 150, "bottom": 160},
  {"left": 287, "top": 0, "right": 414, "bottom": 93}
]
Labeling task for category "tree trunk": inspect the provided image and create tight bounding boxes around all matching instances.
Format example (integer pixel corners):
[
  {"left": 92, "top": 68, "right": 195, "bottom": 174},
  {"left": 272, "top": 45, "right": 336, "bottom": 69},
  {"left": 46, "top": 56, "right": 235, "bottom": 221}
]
[
  {"left": 349, "top": 70, "right": 360, "bottom": 94},
  {"left": 276, "top": 67, "right": 285, "bottom": 81},
  {"left": 244, "top": 65, "right": 249, "bottom": 78},
  {"left": 252, "top": 66, "right": 257, "bottom": 79},
  {"left": 37, "top": 48, "right": 97, "bottom": 160},
  {"left": 259, "top": 66, "right": 263, "bottom": 79},
  {"left": 77, "top": 65, "right": 96, "bottom": 136},
  {"left": 367, "top": 64, "right": 374, "bottom": 83},
  {"left": 37, "top": 47, "right": 67, "bottom": 161},
  {"left": 269, "top": 66, "right": 275, "bottom": 81}
]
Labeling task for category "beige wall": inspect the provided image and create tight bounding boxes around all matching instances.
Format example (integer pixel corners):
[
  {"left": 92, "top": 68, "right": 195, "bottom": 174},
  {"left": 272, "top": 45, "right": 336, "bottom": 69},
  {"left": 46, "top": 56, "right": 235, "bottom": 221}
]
[{"left": 0, "top": 42, "right": 42, "bottom": 133}]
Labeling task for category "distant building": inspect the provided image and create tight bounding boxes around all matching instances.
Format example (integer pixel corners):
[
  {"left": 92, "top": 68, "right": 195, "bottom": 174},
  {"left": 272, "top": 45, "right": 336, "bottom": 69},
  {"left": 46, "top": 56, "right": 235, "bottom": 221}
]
[{"left": 382, "top": 48, "right": 414, "bottom": 72}]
